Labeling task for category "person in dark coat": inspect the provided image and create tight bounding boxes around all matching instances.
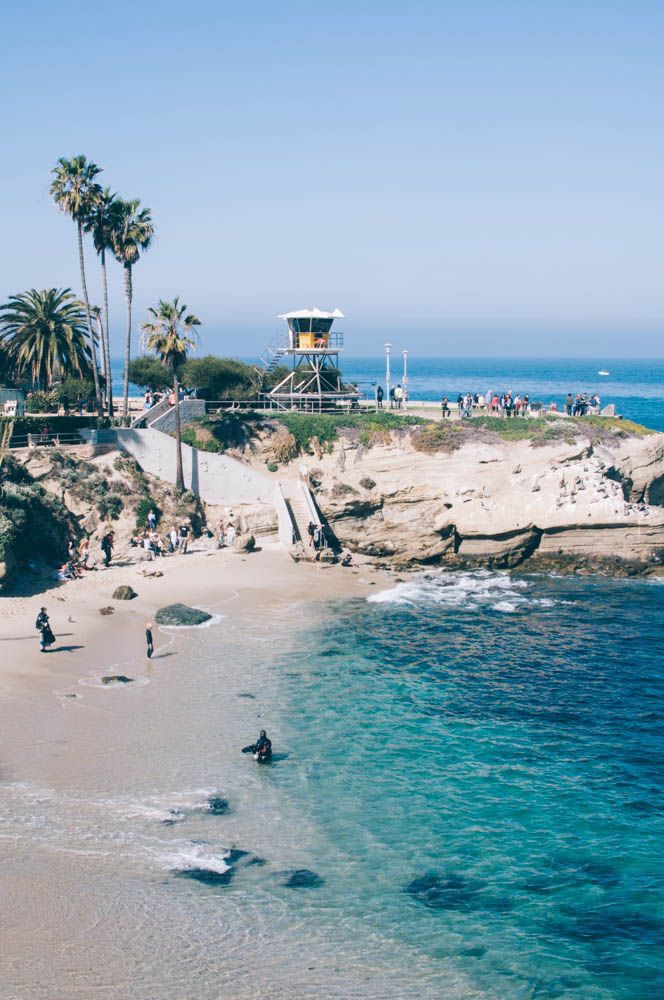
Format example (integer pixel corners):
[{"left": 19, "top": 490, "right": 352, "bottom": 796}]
[{"left": 36, "top": 607, "right": 55, "bottom": 652}]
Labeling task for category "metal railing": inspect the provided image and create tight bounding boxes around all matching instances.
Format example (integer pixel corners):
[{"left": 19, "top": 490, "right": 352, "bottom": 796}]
[{"left": 6, "top": 431, "right": 87, "bottom": 450}]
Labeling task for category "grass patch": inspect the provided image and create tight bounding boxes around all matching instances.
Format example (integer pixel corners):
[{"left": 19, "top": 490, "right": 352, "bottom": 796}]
[{"left": 274, "top": 411, "right": 424, "bottom": 453}]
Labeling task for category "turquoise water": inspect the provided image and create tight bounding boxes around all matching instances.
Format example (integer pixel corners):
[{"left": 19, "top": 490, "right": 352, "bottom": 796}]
[{"left": 273, "top": 572, "right": 664, "bottom": 998}]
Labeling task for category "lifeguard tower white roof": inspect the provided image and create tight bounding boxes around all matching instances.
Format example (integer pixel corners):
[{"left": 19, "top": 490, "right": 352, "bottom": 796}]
[{"left": 278, "top": 308, "right": 344, "bottom": 320}]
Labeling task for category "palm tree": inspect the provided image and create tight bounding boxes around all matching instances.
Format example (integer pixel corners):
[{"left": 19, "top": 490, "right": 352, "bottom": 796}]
[
  {"left": 141, "top": 298, "right": 200, "bottom": 493},
  {"left": 0, "top": 288, "right": 91, "bottom": 389},
  {"left": 112, "top": 199, "right": 154, "bottom": 419},
  {"left": 85, "top": 187, "right": 120, "bottom": 415},
  {"left": 49, "top": 156, "right": 104, "bottom": 415}
]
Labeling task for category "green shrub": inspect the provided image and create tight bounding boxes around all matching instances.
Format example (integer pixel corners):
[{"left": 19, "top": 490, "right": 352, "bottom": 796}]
[
  {"left": 128, "top": 356, "right": 170, "bottom": 391},
  {"left": 266, "top": 461, "right": 279, "bottom": 472},
  {"left": 134, "top": 496, "right": 162, "bottom": 529},
  {"left": 25, "top": 391, "right": 59, "bottom": 413},
  {"left": 97, "top": 494, "right": 123, "bottom": 521}
]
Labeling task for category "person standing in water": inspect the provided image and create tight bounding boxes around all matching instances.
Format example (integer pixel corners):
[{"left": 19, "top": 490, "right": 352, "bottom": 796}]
[
  {"left": 145, "top": 622, "right": 154, "bottom": 659},
  {"left": 36, "top": 607, "right": 55, "bottom": 652}
]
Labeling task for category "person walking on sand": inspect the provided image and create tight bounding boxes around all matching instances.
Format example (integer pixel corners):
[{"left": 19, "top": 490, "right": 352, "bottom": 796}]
[
  {"left": 147, "top": 508, "right": 156, "bottom": 531},
  {"left": 179, "top": 520, "right": 190, "bottom": 554},
  {"left": 217, "top": 521, "right": 226, "bottom": 548},
  {"left": 36, "top": 607, "right": 55, "bottom": 652},
  {"left": 226, "top": 523, "right": 236, "bottom": 548},
  {"left": 441, "top": 395, "right": 450, "bottom": 418},
  {"left": 100, "top": 531, "right": 113, "bottom": 567},
  {"left": 168, "top": 525, "right": 178, "bottom": 553},
  {"left": 145, "top": 622, "right": 154, "bottom": 659}
]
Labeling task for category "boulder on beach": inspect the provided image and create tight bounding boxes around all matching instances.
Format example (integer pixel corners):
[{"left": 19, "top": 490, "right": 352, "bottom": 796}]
[
  {"left": 112, "top": 585, "right": 137, "bottom": 601},
  {"left": 235, "top": 533, "right": 256, "bottom": 553},
  {"left": 101, "top": 675, "right": 134, "bottom": 685},
  {"left": 154, "top": 603, "right": 212, "bottom": 626},
  {"left": 98, "top": 606, "right": 115, "bottom": 616}
]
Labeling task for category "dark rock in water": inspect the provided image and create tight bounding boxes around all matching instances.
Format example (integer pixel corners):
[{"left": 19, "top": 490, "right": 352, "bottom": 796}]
[
  {"left": 247, "top": 856, "right": 267, "bottom": 867},
  {"left": 174, "top": 867, "right": 234, "bottom": 887},
  {"left": 279, "top": 868, "right": 325, "bottom": 889},
  {"left": 207, "top": 796, "right": 230, "bottom": 816},
  {"left": 98, "top": 606, "right": 115, "bottom": 615},
  {"left": 64, "top": 693, "right": 78, "bottom": 699},
  {"left": 460, "top": 946, "right": 486, "bottom": 958},
  {"left": 236, "top": 692, "right": 256, "bottom": 699},
  {"left": 225, "top": 849, "right": 249, "bottom": 864},
  {"left": 112, "top": 585, "right": 137, "bottom": 600},
  {"left": 101, "top": 675, "right": 134, "bottom": 685},
  {"left": 404, "top": 872, "right": 483, "bottom": 910},
  {"left": 155, "top": 603, "right": 212, "bottom": 626}
]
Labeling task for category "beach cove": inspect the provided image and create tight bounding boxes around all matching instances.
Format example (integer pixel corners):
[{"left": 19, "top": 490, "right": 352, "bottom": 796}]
[{"left": 1, "top": 541, "right": 663, "bottom": 998}]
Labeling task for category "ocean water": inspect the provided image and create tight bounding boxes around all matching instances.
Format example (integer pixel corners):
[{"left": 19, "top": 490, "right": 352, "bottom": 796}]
[
  {"left": 342, "top": 357, "right": 664, "bottom": 431},
  {"left": 2, "top": 572, "right": 662, "bottom": 998},
  {"left": 277, "top": 572, "right": 664, "bottom": 998},
  {"left": 111, "top": 356, "right": 664, "bottom": 430}
]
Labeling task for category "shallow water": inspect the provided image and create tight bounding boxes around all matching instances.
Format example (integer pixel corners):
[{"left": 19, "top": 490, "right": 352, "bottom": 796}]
[{"left": 1, "top": 573, "right": 663, "bottom": 997}]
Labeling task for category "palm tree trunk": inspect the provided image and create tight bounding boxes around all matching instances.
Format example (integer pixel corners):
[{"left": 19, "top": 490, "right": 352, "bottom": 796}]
[
  {"left": 94, "top": 311, "right": 107, "bottom": 411},
  {"left": 122, "top": 263, "right": 133, "bottom": 419},
  {"left": 101, "top": 248, "right": 114, "bottom": 416},
  {"left": 173, "top": 371, "right": 185, "bottom": 493},
  {"left": 77, "top": 220, "right": 103, "bottom": 416}
]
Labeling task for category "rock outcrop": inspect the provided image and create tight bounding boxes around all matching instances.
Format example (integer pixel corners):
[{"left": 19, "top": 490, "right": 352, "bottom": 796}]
[
  {"left": 309, "top": 430, "right": 664, "bottom": 574},
  {"left": 155, "top": 603, "right": 212, "bottom": 626}
]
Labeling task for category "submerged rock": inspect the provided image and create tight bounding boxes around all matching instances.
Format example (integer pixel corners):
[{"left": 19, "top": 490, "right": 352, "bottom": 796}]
[
  {"left": 279, "top": 869, "right": 325, "bottom": 889},
  {"left": 112, "top": 585, "right": 137, "bottom": 600},
  {"left": 173, "top": 867, "right": 234, "bottom": 887},
  {"left": 404, "top": 872, "right": 482, "bottom": 910},
  {"left": 155, "top": 603, "right": 212, "bottom": 626},
  {"left": 101, "top": 675, "right": 134, "bottom": 685},
  {"left": 207, "top": 796, "right": 230, "bottom": 816}
]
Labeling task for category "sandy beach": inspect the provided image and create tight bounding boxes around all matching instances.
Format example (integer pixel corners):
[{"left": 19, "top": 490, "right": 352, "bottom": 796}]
[{"left": 0, "top": 538, "right": 388, "bottom": 697}]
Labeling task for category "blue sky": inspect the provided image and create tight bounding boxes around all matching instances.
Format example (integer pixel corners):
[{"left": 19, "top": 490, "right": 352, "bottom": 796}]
[{"left": 1, "top": 0, "right": 663, "bottom": 358}]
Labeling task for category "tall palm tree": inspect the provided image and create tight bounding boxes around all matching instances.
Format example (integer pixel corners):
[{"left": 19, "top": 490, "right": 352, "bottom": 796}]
[
  {"left": 141, "top": 298, "right": 200, "bottom": 493},
  {"left": 0, "top": 288, "right": 91, "bottom": 389},
  {"left": 112, "top": 199, "right": 154, "bottom": 419},
  {"left": 85, "top": 187, "right": 120, "bottom": 415},
  {"left": 49, "top": 156, "right": 104, "bottom": 415}
]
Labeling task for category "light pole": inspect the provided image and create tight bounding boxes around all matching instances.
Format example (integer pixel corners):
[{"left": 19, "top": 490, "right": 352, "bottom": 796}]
[
  {"left": 402, "top": 350, "right": 409, "bottom": 407},
  {"left": 384, "top": 342, "right": 392, "bottom": 408}
]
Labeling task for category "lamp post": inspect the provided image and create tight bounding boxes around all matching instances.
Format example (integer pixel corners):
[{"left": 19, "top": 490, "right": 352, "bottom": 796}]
[
  {"left": 402, "top": 350, "right": 409, "bottom": 407},
  {"left": 384, "top": 342, "right": 392, "bottom": 409}
]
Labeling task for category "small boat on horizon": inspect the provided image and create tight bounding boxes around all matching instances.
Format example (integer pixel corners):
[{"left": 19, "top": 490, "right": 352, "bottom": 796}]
[{"left": 598, "top": 370, "right": 610, "bottom": 376}]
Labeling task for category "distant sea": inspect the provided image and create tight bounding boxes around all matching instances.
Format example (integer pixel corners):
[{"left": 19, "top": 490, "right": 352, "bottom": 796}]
[{"left": 113, "top": 356, "right": 664, "bottom": 431}]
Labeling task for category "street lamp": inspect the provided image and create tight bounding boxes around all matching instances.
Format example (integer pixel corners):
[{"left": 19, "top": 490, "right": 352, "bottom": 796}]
[
  {"left": 402, "top": 350, "right": 409, "bottom": 407},
  {"left": 384, "top": 342, "right": 392, "bottom": 408}
]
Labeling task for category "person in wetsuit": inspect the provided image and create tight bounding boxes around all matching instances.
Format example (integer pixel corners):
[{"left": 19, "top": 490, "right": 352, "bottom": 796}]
[
  {"left": 242, "top": 730, "right": 272, "bottom": 761},
  {"left": 145, "top": 622, "right": 154, "bottom": 659}
]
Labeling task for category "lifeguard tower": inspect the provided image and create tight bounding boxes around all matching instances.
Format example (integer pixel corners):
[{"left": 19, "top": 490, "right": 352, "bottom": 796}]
[{"left": 258, "top": 308, "right": 358, "bottom": 410}]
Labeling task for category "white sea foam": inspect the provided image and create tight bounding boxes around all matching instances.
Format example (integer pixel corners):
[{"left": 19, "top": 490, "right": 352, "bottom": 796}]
[
  {"left": 156, "top": 842, "right": 231, "bottom": 873},
  {"left": 368, "top": 570, "right": 554, "bottom": 613}
]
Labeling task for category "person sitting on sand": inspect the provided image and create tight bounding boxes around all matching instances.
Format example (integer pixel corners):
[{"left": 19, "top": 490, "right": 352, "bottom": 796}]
[{"left": 341, "top": 551, "right": 353, "bottom": 567}]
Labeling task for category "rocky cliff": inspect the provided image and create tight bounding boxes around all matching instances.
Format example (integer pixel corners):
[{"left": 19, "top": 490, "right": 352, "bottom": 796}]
[{"left": 308, "top": 429, "right": 664, "bottom": 574}]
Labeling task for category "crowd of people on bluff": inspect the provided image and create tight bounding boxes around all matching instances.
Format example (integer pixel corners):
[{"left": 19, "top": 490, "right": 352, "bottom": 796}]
[
  {"left": 374, "top": 384, "right": 406, "bottom": 409},
  {"left": 439, "top": 390, "right": 602, "bottom": 418}
]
